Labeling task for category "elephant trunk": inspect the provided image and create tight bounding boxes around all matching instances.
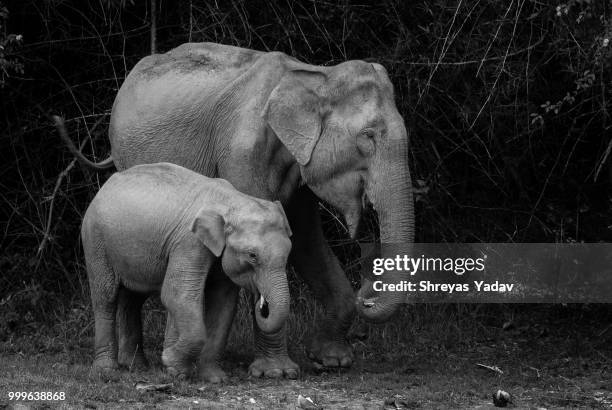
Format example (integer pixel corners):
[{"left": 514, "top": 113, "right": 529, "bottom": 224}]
[
  {"left": 356, "top": 137, "right": 415, "bottom": 322},
  {"left": 254, "top": 269, "right": 290, "bottom": 334}
]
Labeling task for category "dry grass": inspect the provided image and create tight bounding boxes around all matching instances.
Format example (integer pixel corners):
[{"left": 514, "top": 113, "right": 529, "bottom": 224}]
[
  {"left": 1, "top": 1, "right": 612, "bottom": 407},
  {"left": 1, "top": 302, "right": 611, "bottom": 408}
]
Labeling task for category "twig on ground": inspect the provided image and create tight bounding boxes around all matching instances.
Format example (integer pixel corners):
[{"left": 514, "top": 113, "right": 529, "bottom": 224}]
[{"left": 476, "top": 363, "right": 504, "bottom": 374}]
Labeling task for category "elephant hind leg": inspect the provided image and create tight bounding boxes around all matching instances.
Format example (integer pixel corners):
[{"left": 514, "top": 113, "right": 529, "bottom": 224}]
[
  {"left": 116, "top": 288, "right": 149, "bottom": 369},
  {"left": 86, "top": 246, "right": 120, "bottom": 371}
]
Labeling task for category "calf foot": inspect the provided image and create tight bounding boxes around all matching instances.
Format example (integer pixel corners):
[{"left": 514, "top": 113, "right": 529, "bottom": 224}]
[
  {"left": 306, "top": 337, "right": 354, "bottom": 368},
  {"left": 248, "top": 356, "right": 299, "bottom": 379},
  {"left": 198, "top": 363, "right": 228, "bottom": 383},
  {"left": 162, "top": 348, "right": 192, "bottom": 379},
  {"left": 165, "top": 367, "right": 189, "bottom": 380}
]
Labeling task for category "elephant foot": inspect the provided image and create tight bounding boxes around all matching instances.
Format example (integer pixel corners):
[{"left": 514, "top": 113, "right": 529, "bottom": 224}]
[
  {"left": 92, "top": 356, "right": 119, "bottom": 371},
  {"left": 306, "top": 337, "right": 354, "bottom": 368},
  {"left": 118, "top": 351, "right": 149, "bottom": 370},
  {"left": 198, "top": 363, "right": 228, "bottom": 383},
  {"left": 248, "top": 356, "right": 299, "bottom": 379},
  {"left": 166, "top": 367, "right": 189, "bottom": 380},
  {"left": 162, "top": 349, "right": 192, "bottom": 379}
]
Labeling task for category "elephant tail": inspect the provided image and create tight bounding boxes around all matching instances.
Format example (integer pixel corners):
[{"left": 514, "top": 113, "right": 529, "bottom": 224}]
[{"left": 53, "top": 115, "right": 115, "bottom": 171}]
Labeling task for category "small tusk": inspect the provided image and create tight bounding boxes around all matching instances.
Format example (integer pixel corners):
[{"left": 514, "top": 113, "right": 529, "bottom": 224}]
[
  {"left": 362, "top": 298, "right": 376, "bottom": 308},
  {"left": 259, "top": 294, "right": 265, "bottom": 309}
]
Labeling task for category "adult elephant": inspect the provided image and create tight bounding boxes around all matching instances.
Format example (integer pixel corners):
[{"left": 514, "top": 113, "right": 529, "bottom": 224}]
[{"left": 64, "top": 42, "right": 414, "bottom": 379}]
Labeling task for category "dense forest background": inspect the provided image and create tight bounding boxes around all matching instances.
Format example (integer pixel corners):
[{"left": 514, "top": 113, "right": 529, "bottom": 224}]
[{"left": 0, "top": 0, "right": 611, "bottom": 331}]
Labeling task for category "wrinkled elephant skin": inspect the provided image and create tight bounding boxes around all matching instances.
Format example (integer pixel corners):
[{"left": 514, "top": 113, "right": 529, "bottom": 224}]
[
  {"left": 82, "top": 163, "right": 292, "bottom": 381},
  {"left": 66, "top": 43, "right": 414, "bottom": 375}
]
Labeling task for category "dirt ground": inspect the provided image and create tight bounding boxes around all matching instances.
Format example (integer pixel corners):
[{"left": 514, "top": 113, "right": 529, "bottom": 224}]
[{"left": 1, "top": 305, "right": 611, "bottom": 409}]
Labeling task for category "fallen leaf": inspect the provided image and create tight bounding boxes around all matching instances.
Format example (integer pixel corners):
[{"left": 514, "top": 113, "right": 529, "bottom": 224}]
[{"left": 297, "top": 394, "right": 319, "bottom": 409}]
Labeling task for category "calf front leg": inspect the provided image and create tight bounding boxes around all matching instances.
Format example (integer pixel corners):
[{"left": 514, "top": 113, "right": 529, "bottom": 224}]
[
  {"left": 164, "top": 266, "right": 239, "bottom": 382},
  {"left": 161, "top": 251, "right": 209, "bottom": 378},
  {"left": 198, "top": 266, "right": 239, "bottom": 383}
]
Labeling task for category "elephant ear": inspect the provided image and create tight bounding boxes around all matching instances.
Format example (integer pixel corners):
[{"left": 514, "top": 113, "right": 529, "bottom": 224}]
[
  {"left": 191, "top": 208, "right": 226, "bottom": 257},
  {"left": 264, "top": 71, "right": 326, "bottom": 166},
  {"left": 274, "top": 201, "right": 292, "bottom": 237}
]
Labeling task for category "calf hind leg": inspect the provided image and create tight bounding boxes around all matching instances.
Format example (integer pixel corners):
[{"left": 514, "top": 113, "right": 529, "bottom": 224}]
[
  {"left": 116, "top": 288, "right": 149, "bottom": 369},
  {"left": 86, "top": 251, "right": 120, "bottom": 370}
]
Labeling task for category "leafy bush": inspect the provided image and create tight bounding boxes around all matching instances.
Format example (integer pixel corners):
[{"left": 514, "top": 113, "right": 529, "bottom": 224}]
[
  {"left": 0, "top": 0, "right": 610, "bottom": 316},
  {"left": 0, "top": 1, "right": 22, "bottom": 87}
]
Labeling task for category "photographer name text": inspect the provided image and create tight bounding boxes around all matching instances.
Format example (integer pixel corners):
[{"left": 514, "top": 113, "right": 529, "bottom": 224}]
[{"left": 372, "top": 280, "right": 514, "bottom": 293}]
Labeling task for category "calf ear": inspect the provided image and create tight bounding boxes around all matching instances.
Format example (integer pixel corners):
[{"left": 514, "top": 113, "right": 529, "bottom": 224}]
[
  {"left": 191, "top": 209, "right": 226, "bottom": 257},
  {"left": 264, "top": 70, "right": 327, "bottom": 166},
  {"left": 274, "top": 201, "right": 292, "bottom": 237}
]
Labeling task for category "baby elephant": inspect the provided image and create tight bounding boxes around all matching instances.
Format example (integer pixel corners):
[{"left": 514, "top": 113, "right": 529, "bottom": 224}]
[{"left": 82, "top": 163, "right": 292, "bottom": 379}]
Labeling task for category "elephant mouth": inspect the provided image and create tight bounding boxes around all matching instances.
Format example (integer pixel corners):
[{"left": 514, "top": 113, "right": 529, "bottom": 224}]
[{"left": 256, "top": 293, "right": 270, "bottom": 319}]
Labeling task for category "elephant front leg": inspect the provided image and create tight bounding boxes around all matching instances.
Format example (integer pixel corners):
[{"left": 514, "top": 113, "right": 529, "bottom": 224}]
[
  {"left": 161, "top": 300, "right": 206, "bottom": 378},
  {"left": 116, "top": 288, "right": 148, "bottom": 369},
  {"left": 160, "top": 254, "right": 209, "bottom": 378},
  {"left": 197, "top": 267, "right": 239, "bottom": 383},
  {"left": 288, "top": 189, "right": 355, "bottom": 368},
  {"left": 250, "top": 317, "right": 299, "bottom": 379},
  {"left": 163, "top": 312, "right": 178, "bottom": 351},
  {"left": 164, "top": 268, "right": 239, "bottom": 382}
]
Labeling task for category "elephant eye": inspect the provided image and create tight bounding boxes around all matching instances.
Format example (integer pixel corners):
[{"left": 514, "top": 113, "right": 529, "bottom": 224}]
[
  {"left": 357, "top": 129, "right": 376, "bottom": 157},
  {"left": 248, "top": 251, "right": 258, "bottom": 262},
  {"left": 361, "top": 128, "right": 375, "bottom": 139}
]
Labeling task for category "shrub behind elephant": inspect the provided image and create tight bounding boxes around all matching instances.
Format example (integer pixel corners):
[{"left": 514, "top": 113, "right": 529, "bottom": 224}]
[
  {"left": 62, "top": 42, "right": 415, "bottom": 376},
  {"left": 82, "top": 162, "right": 293, "bottom": 381}
]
